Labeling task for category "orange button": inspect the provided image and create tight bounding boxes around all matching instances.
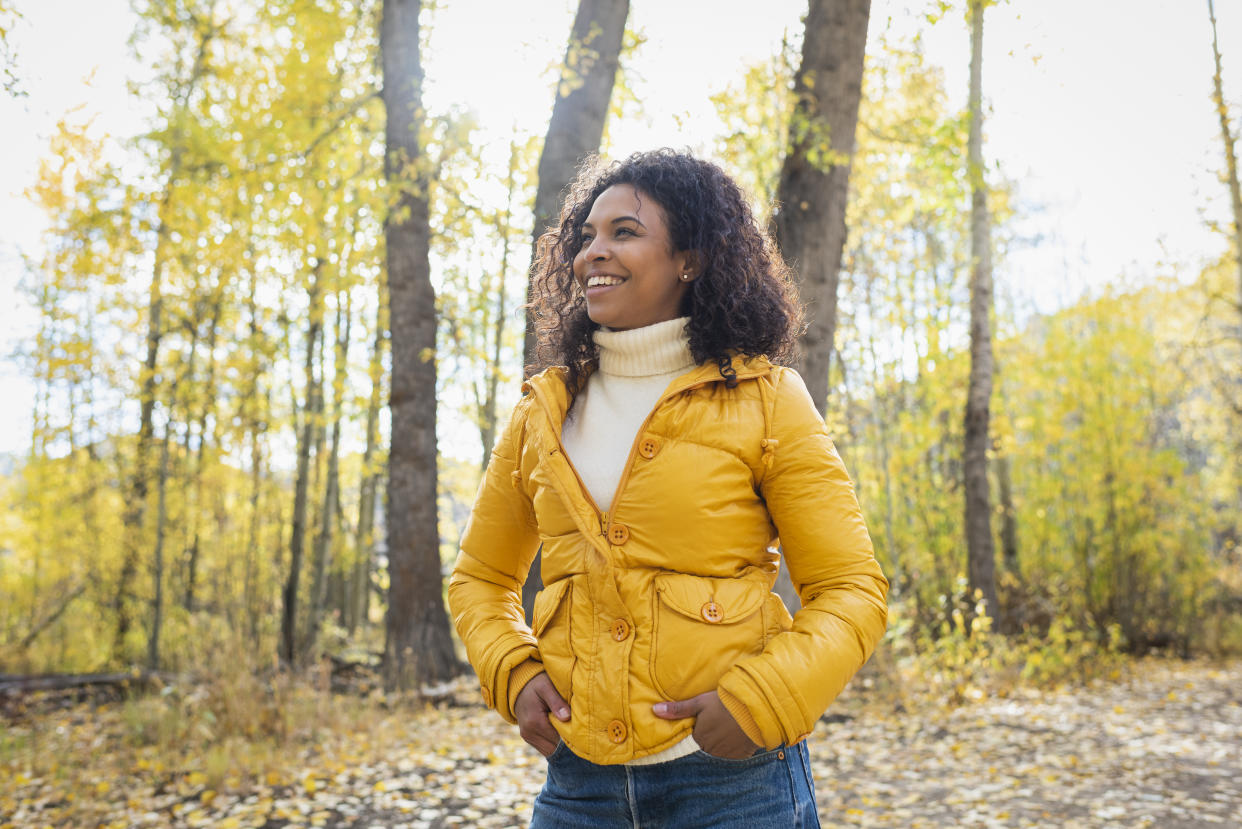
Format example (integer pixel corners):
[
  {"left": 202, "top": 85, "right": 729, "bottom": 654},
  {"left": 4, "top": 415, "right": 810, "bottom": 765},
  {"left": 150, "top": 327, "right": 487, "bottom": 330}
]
[
  {"left": 607, "top": 523, "right": 630, "bottom": 545},
  {"left": 638, "top": 437, "right": 661, "bottom": 459},
  {"left": 607, "top": 719, "right": 628, "bottom": 743},
  {"left": 701, "top": 601, "right": 724, "bottom": 623},
  {"left": 610, "top": 619, "right": 631, "bottom": 641},
  {"left": 481, "top": 686, "right": 493, "bottom": 707}
]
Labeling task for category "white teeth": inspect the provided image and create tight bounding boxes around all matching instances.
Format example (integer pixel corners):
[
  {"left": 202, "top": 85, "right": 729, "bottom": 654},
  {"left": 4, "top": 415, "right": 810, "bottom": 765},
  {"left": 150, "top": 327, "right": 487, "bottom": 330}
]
[{"left": 587, "top": 275, "right": 624, "bottom": 288}]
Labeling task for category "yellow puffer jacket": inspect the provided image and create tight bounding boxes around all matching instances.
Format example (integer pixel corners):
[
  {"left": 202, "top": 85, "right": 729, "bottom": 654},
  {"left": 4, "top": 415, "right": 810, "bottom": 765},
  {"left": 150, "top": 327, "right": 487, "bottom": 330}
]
[{"left": 448, "top": 355, "right": 888, "bottom": 764}]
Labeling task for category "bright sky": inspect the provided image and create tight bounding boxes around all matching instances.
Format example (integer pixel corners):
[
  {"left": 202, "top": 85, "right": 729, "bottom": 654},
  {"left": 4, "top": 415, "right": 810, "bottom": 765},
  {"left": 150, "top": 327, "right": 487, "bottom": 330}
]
[{"left": 1, "top": 0, "right": 1239, "bottom": 456}]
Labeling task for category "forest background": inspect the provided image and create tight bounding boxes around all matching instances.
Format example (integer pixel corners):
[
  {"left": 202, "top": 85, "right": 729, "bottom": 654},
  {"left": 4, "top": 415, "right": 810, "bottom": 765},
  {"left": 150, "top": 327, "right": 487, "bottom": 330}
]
[{"left": 0, "top": 0, "right": 1241, "bottom": 818}]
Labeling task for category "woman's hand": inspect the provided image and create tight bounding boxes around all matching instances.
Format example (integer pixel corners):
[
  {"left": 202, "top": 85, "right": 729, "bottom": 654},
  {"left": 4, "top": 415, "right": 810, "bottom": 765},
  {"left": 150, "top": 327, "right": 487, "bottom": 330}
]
[
  {"left": 514, "top": 671, "right": 571, "bottom": 757},
  {"left": 653, "top": 691, "right": 759, "bottom": 759}
]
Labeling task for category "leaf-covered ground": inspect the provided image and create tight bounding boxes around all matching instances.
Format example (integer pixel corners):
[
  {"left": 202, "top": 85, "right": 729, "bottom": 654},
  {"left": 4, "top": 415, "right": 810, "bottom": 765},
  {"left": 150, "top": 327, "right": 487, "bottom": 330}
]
[{"left": 2, "top": 659, "right": 1239, "bottom": 828}]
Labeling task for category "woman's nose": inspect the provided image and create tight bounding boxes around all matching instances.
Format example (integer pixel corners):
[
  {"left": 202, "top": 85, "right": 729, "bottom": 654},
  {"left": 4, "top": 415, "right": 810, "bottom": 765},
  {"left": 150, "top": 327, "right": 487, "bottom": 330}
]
[{"left": 583, "top": 235, "right": 609, "bottom": 260}]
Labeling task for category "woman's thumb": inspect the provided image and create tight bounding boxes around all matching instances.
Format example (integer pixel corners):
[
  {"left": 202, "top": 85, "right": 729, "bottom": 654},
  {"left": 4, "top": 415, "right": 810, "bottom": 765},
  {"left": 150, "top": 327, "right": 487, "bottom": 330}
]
[
  {"left": 538, "top": 679, "right": 571, "bottom": 721},
  {"left": 652, "top": 694, "right": 705, "bottom": 719}
]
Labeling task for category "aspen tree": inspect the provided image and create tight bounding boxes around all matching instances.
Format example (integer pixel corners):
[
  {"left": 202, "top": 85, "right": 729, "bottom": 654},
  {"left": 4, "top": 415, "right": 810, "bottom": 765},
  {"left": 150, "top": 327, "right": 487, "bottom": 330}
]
[
  {"left": 381, "top": 0, "right": 459, "bottom": 687},
  {"left": 963, "top": 0, "right": 999, "bottom": 621},
  {"left": 774, "top": 0, "right": 872, "bottom": 414}
]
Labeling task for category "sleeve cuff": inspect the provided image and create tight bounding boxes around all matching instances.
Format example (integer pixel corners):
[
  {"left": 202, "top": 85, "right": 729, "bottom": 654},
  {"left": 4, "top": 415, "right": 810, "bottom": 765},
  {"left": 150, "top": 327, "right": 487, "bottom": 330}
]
[
  {"left": 717, "top": 686, "right": 767, "bottom": 748},
  {"left": 504, "top": 658, "right": 546, "bottom": 718}
]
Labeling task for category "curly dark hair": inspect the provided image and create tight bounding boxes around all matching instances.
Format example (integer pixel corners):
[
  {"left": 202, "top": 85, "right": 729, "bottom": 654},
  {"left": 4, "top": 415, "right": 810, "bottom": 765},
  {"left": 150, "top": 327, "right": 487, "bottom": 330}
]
[{"left": 529, "top": 149, "right": 804, "bottom": 392}]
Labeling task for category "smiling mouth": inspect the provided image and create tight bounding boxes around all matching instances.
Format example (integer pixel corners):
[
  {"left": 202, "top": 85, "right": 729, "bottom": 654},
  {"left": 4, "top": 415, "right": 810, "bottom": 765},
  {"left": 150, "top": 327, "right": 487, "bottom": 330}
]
[{"left": 586, "top": 275, "right": 625, "bottom": 288}]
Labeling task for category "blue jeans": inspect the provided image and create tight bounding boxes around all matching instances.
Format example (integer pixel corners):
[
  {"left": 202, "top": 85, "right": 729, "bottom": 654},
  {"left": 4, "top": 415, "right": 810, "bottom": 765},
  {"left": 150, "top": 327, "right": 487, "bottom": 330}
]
[{"left": 530, "top": 741, "right": 821, "bottom": 828}]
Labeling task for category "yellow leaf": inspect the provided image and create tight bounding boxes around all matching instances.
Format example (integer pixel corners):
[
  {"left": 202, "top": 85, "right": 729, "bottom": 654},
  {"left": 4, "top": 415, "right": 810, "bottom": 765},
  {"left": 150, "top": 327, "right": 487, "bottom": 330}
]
[
  {"left": 201, "top": 789, "right": 216, "bottom": 805},
  {"left": 95, "top": 781, "right": 110, "bottom": 795},
  {"left": 186, "top": 771, "right": 208, "bottom": 787}
]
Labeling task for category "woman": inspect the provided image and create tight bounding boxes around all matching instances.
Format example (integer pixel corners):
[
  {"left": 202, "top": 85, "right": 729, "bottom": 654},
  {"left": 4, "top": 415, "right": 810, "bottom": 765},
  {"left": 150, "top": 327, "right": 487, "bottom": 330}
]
[{"left": 448, "top": 149, "right": 888, "bottom": 828}]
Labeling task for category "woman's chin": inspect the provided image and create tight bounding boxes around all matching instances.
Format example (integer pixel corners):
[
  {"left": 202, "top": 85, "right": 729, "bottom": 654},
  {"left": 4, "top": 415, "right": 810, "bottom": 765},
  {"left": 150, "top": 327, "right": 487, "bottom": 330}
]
[{"left": 585, "top": 306, "right": 620, "bottom": 329}]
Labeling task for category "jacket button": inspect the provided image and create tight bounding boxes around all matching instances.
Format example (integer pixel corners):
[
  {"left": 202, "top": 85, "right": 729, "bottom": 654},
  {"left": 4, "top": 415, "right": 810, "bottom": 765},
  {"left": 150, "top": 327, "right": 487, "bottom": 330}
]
[
  {"left": 638, "top": 437, "right": 661, "bottom": 459},
  {"left": 701, "top": 601, "right": 724, "bottom": 623},
  {"left": 610, "top": 619, "right": 631, "bottom": 641},
  {"left": 480, "top": 686, "right": 493, "bottom": 707},
  {"left": 607, "top": 523, "right": 630, "bottom": 545},
  {"left": 607, "top": 719, "right": 627, "bottom": 743}
]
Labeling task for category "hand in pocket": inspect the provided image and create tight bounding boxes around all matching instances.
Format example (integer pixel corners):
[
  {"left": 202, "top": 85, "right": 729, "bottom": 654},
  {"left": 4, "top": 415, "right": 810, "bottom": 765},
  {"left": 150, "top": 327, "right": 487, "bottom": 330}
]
[{"left": 653, "top": 690, "right": 758, "bottom": 759}]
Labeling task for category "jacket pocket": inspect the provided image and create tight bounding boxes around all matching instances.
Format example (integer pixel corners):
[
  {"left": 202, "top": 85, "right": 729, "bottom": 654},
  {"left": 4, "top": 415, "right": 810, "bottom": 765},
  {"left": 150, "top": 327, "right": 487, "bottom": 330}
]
[
  {"left": 650, "top": 573, "right": 768, "bottom": 700},
  {"left": 532, "top": 576, "right": 575, "bottom": 701}
]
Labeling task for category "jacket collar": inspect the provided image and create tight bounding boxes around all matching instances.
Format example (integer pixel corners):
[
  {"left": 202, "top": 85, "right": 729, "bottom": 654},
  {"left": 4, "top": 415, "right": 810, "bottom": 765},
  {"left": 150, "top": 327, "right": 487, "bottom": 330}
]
[{"left": 522, "top": 353, "right": 775, "bottom": 424}]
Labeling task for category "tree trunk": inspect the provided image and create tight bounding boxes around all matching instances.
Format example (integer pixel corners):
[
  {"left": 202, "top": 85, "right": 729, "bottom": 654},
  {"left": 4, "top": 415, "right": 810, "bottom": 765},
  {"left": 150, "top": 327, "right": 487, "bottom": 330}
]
[
  {"left": 115, "top": 15, "right": 216, "bottom": 666},
  {"left": 774, "top": 0, "right": 871, "bottom": 415},
  {"left": 479, "top": 141, "right": 521, "bottom": 473},
  {"left": 964, "top": 0, "right": 999, "bottom": 622},
  {"left": 381, "top": 0, "right": 460, "bottom": 689},
  {"left": 1207, "top": 0, "right": 1242, "bottom": 531},
  {"left": 281, "top": 263, "right": 324, "bottom": 665},
  {"left": 306, "top": 289, "right": 351, "bottom": 654},
  {"left": 524, "top": 0, "right": 630, "bottom": 374},
  {"left": 184, "top": 289, "right": 222, "bottom": 614},
  {"left": 1208, "top": 0, "right": 1242, "bottom": 314},
  {"left": 115, "top": 231, "right": 162, "bottom": 663},
  {"left": 147, "top": 387, "right": 174, "bottom": 670},
  {"left": 351, "top": 291, "right": 385, "bottom": 634},
  {"left": 863, "top": 263, "right": 898, "bottom": 592},
  {"left": 243, "top": 261, "right": 265, "bottom": 648}
]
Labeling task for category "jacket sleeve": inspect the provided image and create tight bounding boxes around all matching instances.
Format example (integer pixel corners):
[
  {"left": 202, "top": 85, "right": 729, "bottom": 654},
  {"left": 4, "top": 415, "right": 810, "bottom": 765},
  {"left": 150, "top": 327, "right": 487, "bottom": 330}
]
[
  {"left": 448, "top": 396, "right": 544, "bottom": 723},
  {"left": 717, "top": 368, "right": 889, "bottom": 748}
]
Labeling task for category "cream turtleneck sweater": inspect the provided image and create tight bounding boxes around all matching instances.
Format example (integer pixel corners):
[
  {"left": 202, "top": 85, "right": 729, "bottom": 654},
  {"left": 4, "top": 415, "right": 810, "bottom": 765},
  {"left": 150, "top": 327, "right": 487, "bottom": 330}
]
[
  {"left": 560, "top": 316, "right": 696, "bottom": 513},
  {"left": 559, "top": 316, "right": 701, "bottom": 766}
]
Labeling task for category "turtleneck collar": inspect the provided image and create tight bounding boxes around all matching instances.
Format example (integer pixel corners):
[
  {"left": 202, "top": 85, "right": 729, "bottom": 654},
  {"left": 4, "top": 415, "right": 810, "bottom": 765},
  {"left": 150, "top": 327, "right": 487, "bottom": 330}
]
[{"left": 594, "top": 317, "right": 695, "bottom": 378}]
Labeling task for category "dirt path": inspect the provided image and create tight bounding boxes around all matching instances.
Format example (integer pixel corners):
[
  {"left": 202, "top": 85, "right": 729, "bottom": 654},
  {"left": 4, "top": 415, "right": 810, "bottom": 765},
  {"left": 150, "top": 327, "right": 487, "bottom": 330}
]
[
  {"left": 810, "top": 661, "right": 1241, "bottom": 828},
  {"left": 2, "top": 660, "right": 1238, "bottom": 827},
  {"left": 353, "top": 660, "right": 1242, "bottom": 828}
]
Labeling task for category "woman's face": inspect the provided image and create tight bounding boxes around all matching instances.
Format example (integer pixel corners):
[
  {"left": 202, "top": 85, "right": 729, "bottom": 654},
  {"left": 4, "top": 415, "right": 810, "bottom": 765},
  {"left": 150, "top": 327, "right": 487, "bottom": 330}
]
[{"left": 572, "top": 184, "right": 694, "bottom": 331}]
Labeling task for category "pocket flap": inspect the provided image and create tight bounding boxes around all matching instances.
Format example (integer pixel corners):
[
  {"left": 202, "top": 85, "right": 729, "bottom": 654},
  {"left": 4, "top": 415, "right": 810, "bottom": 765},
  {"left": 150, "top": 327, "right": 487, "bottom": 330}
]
[
  {"left": 532, "top": 577, "right": 572, "bottom": 636},
  {"left": 654, "top": 573, "right": 767, "bottom": 624}
]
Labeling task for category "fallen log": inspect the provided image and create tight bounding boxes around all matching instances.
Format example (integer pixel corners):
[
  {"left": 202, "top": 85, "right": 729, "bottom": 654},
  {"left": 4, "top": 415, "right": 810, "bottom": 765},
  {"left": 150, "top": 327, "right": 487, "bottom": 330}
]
[{"left": 0, "top": 670, "right": 177, "bottom": 694}]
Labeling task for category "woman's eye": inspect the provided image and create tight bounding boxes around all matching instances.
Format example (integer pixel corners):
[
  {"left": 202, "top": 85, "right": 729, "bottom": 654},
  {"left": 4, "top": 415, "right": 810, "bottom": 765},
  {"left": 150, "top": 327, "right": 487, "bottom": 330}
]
[
  {"left": 615, "top": 227, "right": 634, "bottom": 237},
  {"left": 579, "top": 234, "right": 594, "bottom": 247}
]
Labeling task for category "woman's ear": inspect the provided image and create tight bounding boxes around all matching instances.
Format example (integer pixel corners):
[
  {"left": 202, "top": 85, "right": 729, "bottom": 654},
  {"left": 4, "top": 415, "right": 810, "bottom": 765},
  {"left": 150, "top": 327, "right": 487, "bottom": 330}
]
[{"left": 678, "top": 251, "right": 703, "bottom": 283}]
